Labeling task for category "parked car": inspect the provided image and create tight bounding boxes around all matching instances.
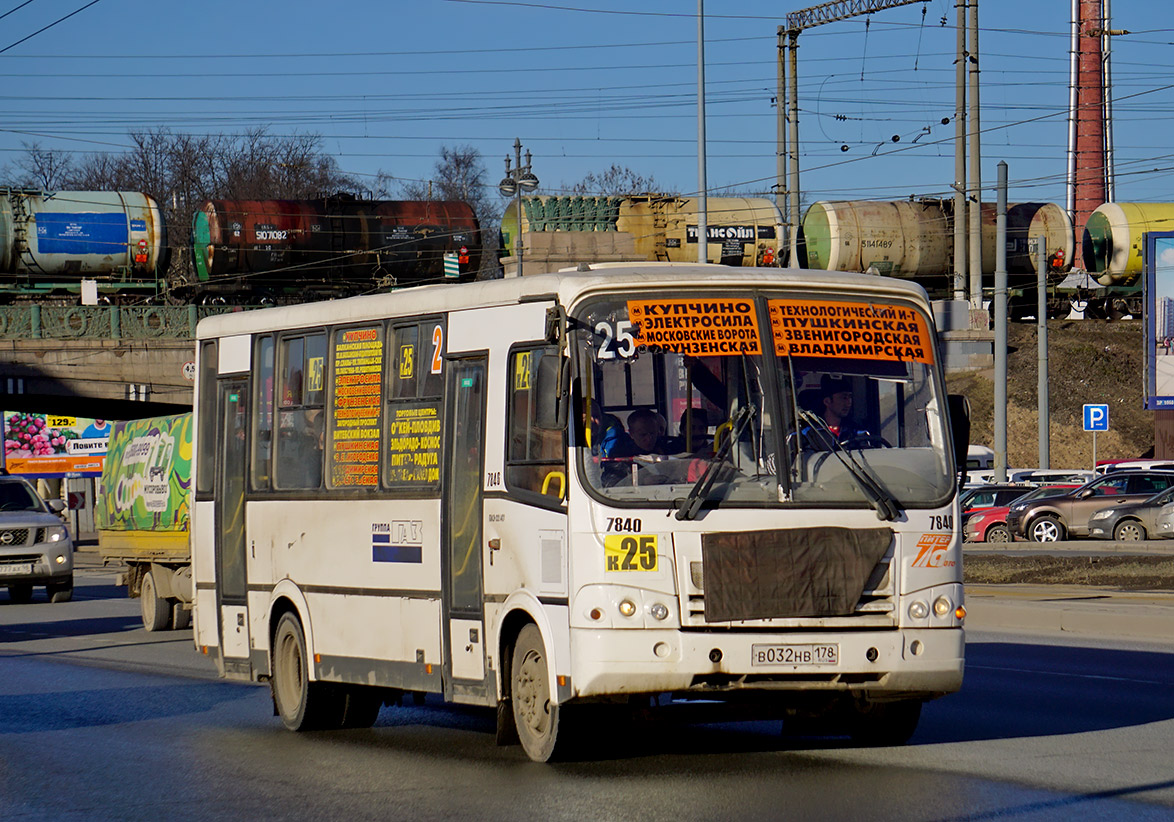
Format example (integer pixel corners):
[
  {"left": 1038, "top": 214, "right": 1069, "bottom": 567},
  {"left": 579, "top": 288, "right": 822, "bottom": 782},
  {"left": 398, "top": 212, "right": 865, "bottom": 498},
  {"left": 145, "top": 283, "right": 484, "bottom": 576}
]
[
  {"left": 1008, "top": 468, "right": 1096, "bottom": 486},
  {"left": 1101, "top": 460, "right": 1174, "bottom": 474},
  {"left": 0, "top": 475, "right": 74, "bottom": 602},
  {"left": 963, "top": 484, "right": 1080, "bottom": 543},
  {"left": 1087, "top": 485, "right": 1174, "bottom": 540},
  {"left": 960, "top": 483, "right": 1034, "bottom": 514},
  {"left": 1005, "top": 470, "right": 1174, "bottom": 542}
]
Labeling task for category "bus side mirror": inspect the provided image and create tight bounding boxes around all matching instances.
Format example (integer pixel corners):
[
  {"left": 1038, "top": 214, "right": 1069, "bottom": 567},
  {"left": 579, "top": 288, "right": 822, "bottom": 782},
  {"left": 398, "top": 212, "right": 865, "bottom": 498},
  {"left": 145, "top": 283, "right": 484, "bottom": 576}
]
[{"left": 947, "top": 393, "right": 971, "bottom": 477}]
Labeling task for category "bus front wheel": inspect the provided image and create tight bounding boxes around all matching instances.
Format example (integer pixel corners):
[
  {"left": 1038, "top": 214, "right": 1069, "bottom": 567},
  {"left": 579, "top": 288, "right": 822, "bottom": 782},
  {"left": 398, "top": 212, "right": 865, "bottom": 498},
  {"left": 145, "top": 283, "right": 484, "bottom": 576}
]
[
  {"left": 271, "top": 612, "right": 344, "bottom": 731},
  {"left": 511, "top": 624, "right": 562, "bottom": 762}
]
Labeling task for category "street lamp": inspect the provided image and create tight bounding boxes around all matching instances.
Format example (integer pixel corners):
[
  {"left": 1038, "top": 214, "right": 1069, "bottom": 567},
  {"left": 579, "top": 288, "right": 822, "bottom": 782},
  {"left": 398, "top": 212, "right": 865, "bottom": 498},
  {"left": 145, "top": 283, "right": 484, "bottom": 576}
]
[{"left": 498, "top": 138, "right": 539, "bottom": 277}]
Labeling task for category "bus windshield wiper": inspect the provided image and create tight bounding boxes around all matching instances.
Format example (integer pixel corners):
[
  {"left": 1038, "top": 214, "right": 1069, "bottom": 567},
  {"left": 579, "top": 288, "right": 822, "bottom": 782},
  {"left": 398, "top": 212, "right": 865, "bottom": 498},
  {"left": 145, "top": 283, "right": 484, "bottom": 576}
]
[
  {"left": 675, "top": 405, "right": 755, "bottom": 521},
  {"left": 796, "top": 409, "right": 900, "bottom": 522}
]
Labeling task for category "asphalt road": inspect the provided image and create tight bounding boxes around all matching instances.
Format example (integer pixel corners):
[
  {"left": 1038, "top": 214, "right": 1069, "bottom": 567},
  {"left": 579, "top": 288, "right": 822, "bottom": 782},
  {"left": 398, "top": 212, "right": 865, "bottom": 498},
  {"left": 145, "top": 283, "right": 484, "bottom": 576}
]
[{"left": 2, "top": 558, "right": 1173, "bottom": 820}]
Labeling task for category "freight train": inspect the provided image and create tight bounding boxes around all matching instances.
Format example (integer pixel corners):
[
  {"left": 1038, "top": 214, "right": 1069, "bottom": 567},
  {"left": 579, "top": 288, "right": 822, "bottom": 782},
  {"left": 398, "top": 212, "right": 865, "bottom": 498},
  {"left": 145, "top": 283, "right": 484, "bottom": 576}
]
[
  {"left": 0, "top": 188, "right": 169, "bottom": 301},
  {"left": 500, "top": 195, "right": 783, "bottom": 272},
  {"left": 189, "top": 195, "right": 482, "bottom": 300},
  {"left": 801, "top": 198, "right": 1152, "bottom": 319},
  {"left": 0, "top": 188, "right": 482, "bottom": 303}
]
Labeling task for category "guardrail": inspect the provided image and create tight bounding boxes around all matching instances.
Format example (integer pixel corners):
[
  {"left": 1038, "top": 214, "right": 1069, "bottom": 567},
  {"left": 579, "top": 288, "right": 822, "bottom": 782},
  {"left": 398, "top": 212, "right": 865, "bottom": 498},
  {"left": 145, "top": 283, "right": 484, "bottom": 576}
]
[{"left": 0, "top": 305, "right": 250, "bottom": 340}]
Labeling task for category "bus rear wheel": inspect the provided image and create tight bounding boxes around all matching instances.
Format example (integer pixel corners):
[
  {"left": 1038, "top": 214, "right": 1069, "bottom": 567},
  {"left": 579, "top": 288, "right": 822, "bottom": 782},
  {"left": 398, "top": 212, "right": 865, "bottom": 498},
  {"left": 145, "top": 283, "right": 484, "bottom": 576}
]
[
  {"left": 511, "top": 624, "right": 562, "bottom": 762},
  {"left": 271, "top": 612, "right": 344, "bottom": 731}
]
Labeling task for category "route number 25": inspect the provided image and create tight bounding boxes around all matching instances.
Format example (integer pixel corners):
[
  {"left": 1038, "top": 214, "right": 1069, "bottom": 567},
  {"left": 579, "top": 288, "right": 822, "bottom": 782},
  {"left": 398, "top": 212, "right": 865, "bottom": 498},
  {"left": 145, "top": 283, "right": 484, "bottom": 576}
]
[{"left": 596, "top": 320, "right": 636, "bottom": 360}]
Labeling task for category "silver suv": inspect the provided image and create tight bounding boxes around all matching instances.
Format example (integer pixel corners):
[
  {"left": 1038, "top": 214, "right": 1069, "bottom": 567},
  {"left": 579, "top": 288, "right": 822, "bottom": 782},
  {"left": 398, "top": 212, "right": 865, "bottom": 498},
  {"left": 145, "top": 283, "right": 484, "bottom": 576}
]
[{"left": 0, "top": 475, "right": 74, "bottom": 602}]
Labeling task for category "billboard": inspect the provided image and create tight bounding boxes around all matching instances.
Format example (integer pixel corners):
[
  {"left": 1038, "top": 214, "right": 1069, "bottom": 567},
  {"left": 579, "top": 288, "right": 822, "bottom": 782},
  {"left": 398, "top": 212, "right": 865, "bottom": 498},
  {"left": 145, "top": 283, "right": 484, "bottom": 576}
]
[
  {"left": 1145, "top": 231, "right": 1174, "bottom": 409},
  {"left": 2, "top": 412, "right": 112, "bottom": 477},
  {"left": 95, "top": 414, "right": 191, "bottom": 533}
]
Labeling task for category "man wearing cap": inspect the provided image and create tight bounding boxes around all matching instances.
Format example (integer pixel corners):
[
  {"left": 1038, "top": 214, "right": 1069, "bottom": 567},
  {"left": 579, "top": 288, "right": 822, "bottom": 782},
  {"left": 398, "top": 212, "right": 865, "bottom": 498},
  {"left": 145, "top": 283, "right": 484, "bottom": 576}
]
[{"left": 814, "top": 375, "right": 871, "bottom": 444}]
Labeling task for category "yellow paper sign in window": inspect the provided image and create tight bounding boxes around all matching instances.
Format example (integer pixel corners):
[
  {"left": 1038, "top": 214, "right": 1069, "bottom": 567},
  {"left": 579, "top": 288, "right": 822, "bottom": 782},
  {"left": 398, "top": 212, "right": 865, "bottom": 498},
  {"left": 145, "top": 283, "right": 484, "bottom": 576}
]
[
  {"left": 306, "top": 357, "right": 325, "bottom": 392},
  {"left": 514, "top": 351, "right": 532, "bottom": 391},
  {"left": 399, "top": 344, "right": 415, "bottom": 379}
]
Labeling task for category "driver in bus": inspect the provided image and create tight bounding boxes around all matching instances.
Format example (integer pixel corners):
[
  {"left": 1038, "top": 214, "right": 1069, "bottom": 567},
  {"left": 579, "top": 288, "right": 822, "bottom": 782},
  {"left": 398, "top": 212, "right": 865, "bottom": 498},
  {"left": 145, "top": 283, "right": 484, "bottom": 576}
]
[{"left": 814, "top": 375, "right": 871, "bottom": 444}]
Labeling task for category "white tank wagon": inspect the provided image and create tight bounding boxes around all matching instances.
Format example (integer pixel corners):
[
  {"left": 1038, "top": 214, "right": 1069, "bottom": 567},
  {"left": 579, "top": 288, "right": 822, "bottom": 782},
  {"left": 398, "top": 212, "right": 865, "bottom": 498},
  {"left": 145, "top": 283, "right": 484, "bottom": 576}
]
[
  {"left": 0, "top": 189, "right": 169, "bottom": 298},
  {"left": 802, "top": 199, "right": 1073, "bottom": 288}
]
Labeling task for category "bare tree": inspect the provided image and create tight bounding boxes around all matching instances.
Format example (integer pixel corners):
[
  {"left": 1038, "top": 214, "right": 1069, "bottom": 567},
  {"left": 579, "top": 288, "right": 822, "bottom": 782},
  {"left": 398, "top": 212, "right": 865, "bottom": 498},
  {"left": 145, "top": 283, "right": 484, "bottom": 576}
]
[
  {"left": 398, "top": 144, "right": 498, "bottom": 222},
  {"left": 392, "top": 144, "right": 501, "bottom": 278},
  {"left": 11, "top": 141, "right": 75, "bottom": 190},
  {"left": 566, "top": 164, "right": 667, "bottom": 197}
]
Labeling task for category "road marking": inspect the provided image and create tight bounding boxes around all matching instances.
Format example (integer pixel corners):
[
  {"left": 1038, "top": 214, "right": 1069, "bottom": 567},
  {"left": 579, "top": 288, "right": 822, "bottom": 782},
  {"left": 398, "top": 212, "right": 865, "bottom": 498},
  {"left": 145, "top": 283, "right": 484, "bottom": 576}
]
[{"left": 969, "top": 664, "right": 1170, "bottom": 686}]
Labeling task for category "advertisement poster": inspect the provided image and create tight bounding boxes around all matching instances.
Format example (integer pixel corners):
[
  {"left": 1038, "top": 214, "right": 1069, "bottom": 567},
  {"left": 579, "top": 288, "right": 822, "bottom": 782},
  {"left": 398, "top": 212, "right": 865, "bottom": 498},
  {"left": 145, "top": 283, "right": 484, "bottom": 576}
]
[
  {"left": 95, "top": 414, "right": 191, "bottom": 532},
  {"left": 1145, "top": 231, "right": 1174, "bottom": 409},
  {"left": 2, "top": 412, "right": 113, "bottom": 477}
]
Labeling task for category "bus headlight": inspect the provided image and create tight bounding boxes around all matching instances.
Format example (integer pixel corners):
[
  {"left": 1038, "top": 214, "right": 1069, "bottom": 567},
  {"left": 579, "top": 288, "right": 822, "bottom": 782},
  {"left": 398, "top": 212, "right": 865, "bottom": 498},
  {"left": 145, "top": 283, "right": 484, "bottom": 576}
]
[
  {"left": 649, "top": 602, "right": 669, "bottom": 621},
  {"left": 618, "top": 599, "right": 637, "bottom": 617},
  {"left": 908, "top": 600, "right": 929, "bottom": 620},
  {"left": 933, "top": 596, "right": 952, "bottom": 618}
]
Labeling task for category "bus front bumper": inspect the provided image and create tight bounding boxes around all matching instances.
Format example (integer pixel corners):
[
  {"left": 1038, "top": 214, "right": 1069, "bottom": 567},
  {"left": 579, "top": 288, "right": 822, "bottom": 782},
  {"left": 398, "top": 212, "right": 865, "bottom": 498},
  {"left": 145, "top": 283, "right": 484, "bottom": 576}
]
[{"left": 568, "top": 626, "right": 964, "bottom": 701}]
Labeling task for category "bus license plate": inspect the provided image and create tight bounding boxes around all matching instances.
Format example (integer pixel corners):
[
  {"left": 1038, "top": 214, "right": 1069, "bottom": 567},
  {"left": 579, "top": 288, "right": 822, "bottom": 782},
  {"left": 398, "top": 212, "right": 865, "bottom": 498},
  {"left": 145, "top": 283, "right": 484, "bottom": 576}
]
[
  {"left": 751, "top": 644, "right": 839, "bottom": 666},
  {"left": 0, "top": 564, "right": 32, "bottom": 576}
]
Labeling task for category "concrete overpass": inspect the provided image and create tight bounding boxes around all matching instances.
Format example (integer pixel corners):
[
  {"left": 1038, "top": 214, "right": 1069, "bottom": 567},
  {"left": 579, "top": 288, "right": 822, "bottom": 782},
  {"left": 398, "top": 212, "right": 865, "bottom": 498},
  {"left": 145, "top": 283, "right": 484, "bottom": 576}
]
[
  {"left": 0, "top": 304, "right": 241, "bottom": 419},
  {"left": 0, "top": 300, "right": 994, "bottom": 420}
]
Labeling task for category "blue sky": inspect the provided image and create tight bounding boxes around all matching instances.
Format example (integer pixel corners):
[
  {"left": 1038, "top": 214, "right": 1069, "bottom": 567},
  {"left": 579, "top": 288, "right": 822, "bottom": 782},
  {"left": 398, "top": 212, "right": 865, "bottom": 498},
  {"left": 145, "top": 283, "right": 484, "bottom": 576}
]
[{"left": 1, "top": 0, "right": 1171, "bottom": 209}]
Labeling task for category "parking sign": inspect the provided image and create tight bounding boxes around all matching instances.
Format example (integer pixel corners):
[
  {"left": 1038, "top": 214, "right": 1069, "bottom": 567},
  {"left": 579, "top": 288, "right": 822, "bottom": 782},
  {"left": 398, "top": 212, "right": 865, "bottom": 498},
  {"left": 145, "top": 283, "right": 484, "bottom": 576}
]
[{"left": 1083, "top": 404, "right": 1109, "bottom": 432}]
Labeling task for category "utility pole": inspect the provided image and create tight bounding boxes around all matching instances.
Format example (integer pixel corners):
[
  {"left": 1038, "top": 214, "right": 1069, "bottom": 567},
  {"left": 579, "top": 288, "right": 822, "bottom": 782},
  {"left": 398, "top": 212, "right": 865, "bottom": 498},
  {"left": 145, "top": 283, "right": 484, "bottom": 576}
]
[
  {"left": 967, "top": 0, "right": 982, "bottom": 309},
  {"left": 780, "top": 0, "right": 926, "bottom": 269},
  {"left": 953, "top": 0, "right": 967, "bottom": 302},
  {"left": 698, "top": 0, "right": 708, "bottom": 264}
]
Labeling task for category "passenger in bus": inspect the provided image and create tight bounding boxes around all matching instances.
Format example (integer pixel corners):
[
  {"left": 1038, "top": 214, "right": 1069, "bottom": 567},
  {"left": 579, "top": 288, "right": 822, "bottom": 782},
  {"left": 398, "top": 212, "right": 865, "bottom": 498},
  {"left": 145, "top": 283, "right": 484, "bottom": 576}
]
[
  {"left": 666, "top": 407, "right": 713, "bottom": 456},
  {"left": 616, "top": 408, "right": 671, "bottom": 456},
  {"left": 587, "top": 401, "right": 635, "bottom": 486},
  {"left": 276, "top": 409, "right": 323, "bottom": 489}
]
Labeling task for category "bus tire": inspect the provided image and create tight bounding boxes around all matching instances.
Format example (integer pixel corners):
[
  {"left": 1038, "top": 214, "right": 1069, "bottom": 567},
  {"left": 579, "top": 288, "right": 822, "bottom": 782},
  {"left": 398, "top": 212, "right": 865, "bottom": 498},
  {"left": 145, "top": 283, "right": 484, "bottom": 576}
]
[
  {"left": 271, "top": 612, "right": 344, "bottom": 731},
  {"left": 339, "top": 688, "right": 382, "bottom": 729},
  {"left": 140, "top": 571, "right": 171, "bottom": 632},
  {"left": 511, "top": 624, "right": 562, "bottom": 762},
  {"left": 848, "top": 699, "right": 922, "bottom": 746}
]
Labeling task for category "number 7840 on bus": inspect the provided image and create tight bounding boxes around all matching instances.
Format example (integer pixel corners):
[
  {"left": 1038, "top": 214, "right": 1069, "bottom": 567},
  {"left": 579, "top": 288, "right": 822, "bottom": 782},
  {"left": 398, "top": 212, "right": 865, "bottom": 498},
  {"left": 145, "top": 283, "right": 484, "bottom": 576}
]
[{"left": 191, "top": 263, "right": 969, "bottom": 762}]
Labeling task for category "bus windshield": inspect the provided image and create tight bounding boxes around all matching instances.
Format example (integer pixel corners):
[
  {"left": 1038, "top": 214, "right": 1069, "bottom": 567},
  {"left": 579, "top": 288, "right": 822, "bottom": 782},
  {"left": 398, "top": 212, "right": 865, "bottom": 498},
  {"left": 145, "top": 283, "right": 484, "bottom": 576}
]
[{"left": 575, "top": 290, "right": 953, "bottom": 513}]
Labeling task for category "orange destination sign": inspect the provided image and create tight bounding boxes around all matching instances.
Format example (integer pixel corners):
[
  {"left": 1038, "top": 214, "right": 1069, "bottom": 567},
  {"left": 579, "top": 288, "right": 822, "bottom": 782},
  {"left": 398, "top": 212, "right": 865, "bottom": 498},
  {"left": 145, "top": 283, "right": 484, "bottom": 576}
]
[
  {"left": 768, "top": 299, "right": 934, "bottom": 364},
  {"left": 627, "top": 298, "right": 762, "bottom": 356}
]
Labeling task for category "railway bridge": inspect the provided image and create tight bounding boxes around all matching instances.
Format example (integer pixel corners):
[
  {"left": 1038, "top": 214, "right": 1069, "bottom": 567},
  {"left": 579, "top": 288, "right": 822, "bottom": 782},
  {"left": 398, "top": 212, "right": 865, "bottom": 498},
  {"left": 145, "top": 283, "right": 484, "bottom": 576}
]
[
  {"left": 0, "top": 301, "right": 994, "bottom": 421},
  {"left": 0, "top": 304, "right": 248, "bottom": 419}
]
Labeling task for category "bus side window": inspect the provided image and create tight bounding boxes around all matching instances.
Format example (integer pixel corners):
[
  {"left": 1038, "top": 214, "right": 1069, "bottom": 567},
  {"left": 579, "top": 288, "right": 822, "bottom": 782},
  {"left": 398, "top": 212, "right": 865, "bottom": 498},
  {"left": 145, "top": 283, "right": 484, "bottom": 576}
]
[
  {"left": 252, "top": 335, "right": 274, "bottom": 490},
  {"left": 196, "top": 340, "right": 218, "bottom": 496},
  {"left": 275, "top": 332, "right": 326, "bottom": 490},
  {"left": 506, "top": 347, "right": 566, "bottom": 501}
]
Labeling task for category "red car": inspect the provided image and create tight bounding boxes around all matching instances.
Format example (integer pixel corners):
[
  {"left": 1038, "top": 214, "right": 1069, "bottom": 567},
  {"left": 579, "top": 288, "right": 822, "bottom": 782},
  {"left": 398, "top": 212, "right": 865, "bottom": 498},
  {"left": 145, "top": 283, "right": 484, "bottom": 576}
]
[{"left": 963, "top": 484, "right": 1079, "bottom": 543}]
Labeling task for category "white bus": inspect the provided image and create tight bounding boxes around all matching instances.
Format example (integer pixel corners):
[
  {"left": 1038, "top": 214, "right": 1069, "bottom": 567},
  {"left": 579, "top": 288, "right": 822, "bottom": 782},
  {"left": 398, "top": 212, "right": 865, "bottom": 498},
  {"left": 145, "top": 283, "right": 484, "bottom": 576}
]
[{"left": 192, "top": 264, "right": 969, "bottom": 761}]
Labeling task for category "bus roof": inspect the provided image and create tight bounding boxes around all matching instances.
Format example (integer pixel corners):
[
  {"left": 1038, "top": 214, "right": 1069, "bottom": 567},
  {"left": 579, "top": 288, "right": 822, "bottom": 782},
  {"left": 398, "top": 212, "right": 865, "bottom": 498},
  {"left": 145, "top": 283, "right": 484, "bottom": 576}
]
[{"left": 195, "top": 264, "right": 933, "bottom": 340}]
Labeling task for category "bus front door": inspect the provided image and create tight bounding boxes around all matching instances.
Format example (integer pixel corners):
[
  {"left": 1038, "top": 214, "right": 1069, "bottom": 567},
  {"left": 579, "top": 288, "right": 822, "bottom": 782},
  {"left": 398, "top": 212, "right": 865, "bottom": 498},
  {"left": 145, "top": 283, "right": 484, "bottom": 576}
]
[
  {"left": 442, "top": 355, "right": 488, "bottom": 702},
  {"left": 214, "top": 378, "right": 251, "bottom": 671}
]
